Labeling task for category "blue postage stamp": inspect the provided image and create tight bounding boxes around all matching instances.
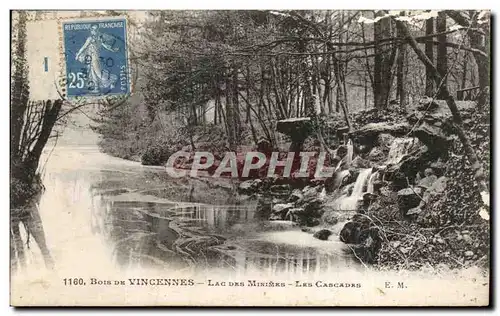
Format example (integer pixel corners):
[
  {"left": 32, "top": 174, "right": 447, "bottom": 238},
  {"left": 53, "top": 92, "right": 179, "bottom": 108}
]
[{"left": 62, "top": 18, "right": 130, "bottom": 97}]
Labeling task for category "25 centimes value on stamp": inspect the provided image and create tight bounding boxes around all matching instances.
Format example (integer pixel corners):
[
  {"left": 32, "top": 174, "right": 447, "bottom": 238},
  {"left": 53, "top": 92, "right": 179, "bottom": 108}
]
[{"left": 61, "top": 17, "right": 131, "bottom": 98}]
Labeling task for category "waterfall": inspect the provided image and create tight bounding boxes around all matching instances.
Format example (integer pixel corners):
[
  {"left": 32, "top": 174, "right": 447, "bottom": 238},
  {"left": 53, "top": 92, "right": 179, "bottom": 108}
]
[
  {"left": 345, "top": 139, "right": 354, "bottom": 165},
  {"left": 351, "top": 168, "right": 372, "bottom": 197},
  {"left": 334, "top": 159, "right": 343, "bottom": 172},
  {"left": 386, "top": 137, "right": 417, "bottom": 165},
  {"left": 332, "top": 168, "right": 373, "bottom": 211},
  {"left": 366, "top": 171, "right": 379, "bottom": 194}
]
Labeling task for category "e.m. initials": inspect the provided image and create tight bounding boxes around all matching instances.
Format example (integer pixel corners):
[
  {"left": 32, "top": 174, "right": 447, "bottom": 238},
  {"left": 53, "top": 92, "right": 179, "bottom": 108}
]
[{"left": 384, "top": 281, "right": 407, "bottom": 289}]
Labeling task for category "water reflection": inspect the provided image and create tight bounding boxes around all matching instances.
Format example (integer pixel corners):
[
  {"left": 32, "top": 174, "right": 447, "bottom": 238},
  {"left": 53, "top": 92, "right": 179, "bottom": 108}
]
[
  {"left": 92, "top": 188, "right": 359, "bottom": 275},
  {"left": 37, "top": 145, "right": 358, "bottom": 277}
]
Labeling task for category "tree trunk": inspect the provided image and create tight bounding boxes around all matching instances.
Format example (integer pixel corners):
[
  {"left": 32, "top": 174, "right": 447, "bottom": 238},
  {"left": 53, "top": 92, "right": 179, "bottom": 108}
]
[
  {"left": 224, "top": 73, "right": 236, "bottom": 151},
  {"left": 11, "top": 11, "right": 29, "bottom": 162},
  {"left": 425, "top": 16, "right": 435, "bottom": 96},
  {"left": 373, "top": 10, "right": 393, "bottom": 109},
  {"left": 396, "top": 13, "right": 407, "bottom": 109},
  {"left": 395, "top": 17, "right": 488, "bottom": 196},
  {"left": 461, "top": 54, "right": 468, "bottom": 89},
  {"left": 436, "top": 12, "right": 448, "bottom": 99}
]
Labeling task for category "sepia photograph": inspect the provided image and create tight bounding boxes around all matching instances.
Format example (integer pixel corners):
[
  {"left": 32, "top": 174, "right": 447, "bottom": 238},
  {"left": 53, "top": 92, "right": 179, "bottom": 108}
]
[{"left": 9, "top": 9, "right": 491, "bottom": 306}]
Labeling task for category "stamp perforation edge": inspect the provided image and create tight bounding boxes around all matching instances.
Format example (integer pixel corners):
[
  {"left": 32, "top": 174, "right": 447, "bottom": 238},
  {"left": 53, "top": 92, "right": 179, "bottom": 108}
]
[{"left": 53, "top": 13, "right": 133, "bottom": 104}]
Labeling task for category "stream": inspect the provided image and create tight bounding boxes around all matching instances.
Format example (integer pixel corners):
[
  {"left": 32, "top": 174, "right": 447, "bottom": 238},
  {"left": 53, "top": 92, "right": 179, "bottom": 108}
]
[{"left": 18, "top": 124, "right": 359, "bottom": 278}]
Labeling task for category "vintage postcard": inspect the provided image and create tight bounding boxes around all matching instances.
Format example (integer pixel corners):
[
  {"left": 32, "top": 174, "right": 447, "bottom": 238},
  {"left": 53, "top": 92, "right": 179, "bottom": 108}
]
[{"left": 10, "top": 10, "right": 491, "bottom": 306}]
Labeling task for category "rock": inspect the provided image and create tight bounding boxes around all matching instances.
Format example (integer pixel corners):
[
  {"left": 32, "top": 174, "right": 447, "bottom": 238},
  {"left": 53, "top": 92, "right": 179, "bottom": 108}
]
[
  {"left": 307, "top": 218, "right": 321, "bottom": 227},
  {"left": 303, "top": 198, "right": 324, "bottom": 215},
  {"left": 372, "top": 180, "right": 385, "bottom": 194},
  {"left": 302, "top": 185, "right": 320, "bottom": 201},
  {"left": 368, "top": 147, "right": 386, "bottom": 162},
  {"left": 424, "top": 168, "right": 434, "bottom": 177},
  {"left": 269, "top": 184, "right": 291, "bottom": 197},
  {"left": 462, "top": 234, "right": 472, "bottom": 243},
  {"left": 284, "top": 207, "right": 305, "bottom": 220},
  {"left": 362, "top": 192, "right": 378, "bottom": 208},
  {"left": 397, "top": 187, "right": 424, "bottom": 216},
  {"left": 340, "top": 219, "right": 382, "bottom": 263},
  {"left": 272, "top": 198, "right": 285, "bottom": 204},
  {"left": 313, "top": 229, "right": 333, "bottom": 241},
  {"left": 464, "top": 251, "right": 474, "bottom": 258},
  {"left": 350, "top": 122, "right": 410, "bottom": 147},
  {"left": 406, "top": 207, "right": 422, "bottom": 215},
  {"left": 430, "top": 161, "right": 447, "bottom": 177},
  {"left": 366, "top": 198, "right": 382, "bottom": 213},
  {"left": 413, "top": 122, "right": 450, "bottom": 150},
  {"left": 417, "top": 97, "right": 440, "bottom": 111},
  {"left": 354, "top": 227, "right": 382, "bottom": 263},
  {"left": 417, "top": 175, "right": 438, "bottom": 190},
  {"left": 428, "top": 176, "right": 447, "bottom": 194},
  {"left": 289, "top": 189, "right": 303, "bottom": 202},
  {"left": 336, "top": 145, "right": 348, "bottom": 159},
  {"left": 276, "top": 117, "right": 313, "bottom": 143},
  {"left": 377, "top": 133, "right": 395, "bottom": 148},
  {"left": 272, "top": 203, "right": 294, "bottom": 213},
  {"left": 352, "top": 122, "right": 410, "bottom": 138},
  {"left": 301, "top": 227, "right": 313, "bottom": 233},
  {"left": 269, "top": 213, "right": 284, "bottom": 221},
  {"left": 385, "top": 146, "right": 440, "bottom": 190},
  {"left": 326, "top": 170, "right": 350, "bottom": 193},
  {"left": 336, "top": 126, "right": 350, "bottom": 139},
  {"left": 415, "top": 177, "right": 449, "bottom": 224},
  {"left": 351, "top": 156, "right": 373, "bottom": 169},
  {"left": 291, "top": 185, "right": 325, "bottom": 226},
  {"left": 238, "top": 179, "right": 262, "bottom": 194},
  {"left": 340, "top": 221, "right": 362, "bottom": 244},
  {"left": 322, "top": 211, "right": 339, "bottom": 225}
]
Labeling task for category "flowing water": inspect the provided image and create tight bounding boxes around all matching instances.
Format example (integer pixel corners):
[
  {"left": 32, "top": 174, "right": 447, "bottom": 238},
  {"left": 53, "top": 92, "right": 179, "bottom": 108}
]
[
  {"left": 13, "top": 118, "right": 360, "bottom": 280},
  {"left": 345, "top": 139, "right": 354, "bottom": 165},
  {"left": 366, "top": 171, "right": 379, "bottom": 194},
  {"left": 332, "top": 168, "right": 373, "bottom": 211},
  {"left": 331, "top": 137, "right": 417, "bottom": 211}
]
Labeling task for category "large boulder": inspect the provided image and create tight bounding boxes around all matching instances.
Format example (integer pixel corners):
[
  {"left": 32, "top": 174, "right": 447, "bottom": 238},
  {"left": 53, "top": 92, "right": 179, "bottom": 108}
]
[
  {"left": 269, "top": 184, "right": 291, "bottom": 197},
  {"left": 412, "top": 122, "right": 450, "bottom": 150},
  {"left": 397, "top": 187, "right": 424, "bottom": 217},
  {"left": 350, "top": 122, "right": 410, "bottom": 147},
  {"left": 416, "top": 173, "right": 438, "bottom": 190},
  {"left": 339, "top": 215, "right": 382, "bottom": 263},
  {"left": 430, "top": 161, "right": 447, "bottom": 177},
  {"left": 276, "top": 117, "right": 313, "bottom": 148},
  {"left": 377, "top": 133, "right": 396, "bottom": 148},
  {"left": 368, "top": 146, "right": 386, "bottom": 162},
  {"left": 238, "top": 179, "right": 262, "bottom": 194},
  {"left": 272, "top": 203, "right": 294, "bottom": 213},
  {"left": 412, "top": 177, "right": 448, "bottom": 214},
  {"left": 385, "top": 146, "right": 440, "bottom": 190},
  {"left": 340, "top": 221, "right": 362, "bottom": 244},
  {"left": 313, "top": 229, "right": 334, "bottom": 241},
  {"left": 288, "top": 189, "right": 304, "bottom": 202},
  {"left": 325, "top": 169, "right": 350, "bottom": 193}
]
